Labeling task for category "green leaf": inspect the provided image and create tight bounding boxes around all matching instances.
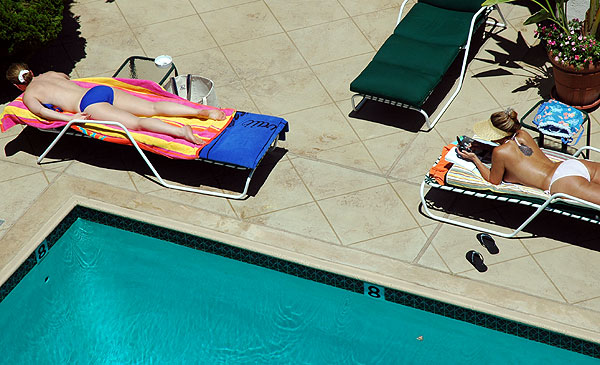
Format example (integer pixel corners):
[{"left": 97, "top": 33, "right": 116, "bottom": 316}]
[{"left": 523, "top": 9, "right": 550, "bottom": 25}]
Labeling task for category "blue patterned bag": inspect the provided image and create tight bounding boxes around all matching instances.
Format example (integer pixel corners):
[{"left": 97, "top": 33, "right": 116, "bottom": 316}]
[{"left": 532, "top": 99, "right": 585, "bottom": 145}]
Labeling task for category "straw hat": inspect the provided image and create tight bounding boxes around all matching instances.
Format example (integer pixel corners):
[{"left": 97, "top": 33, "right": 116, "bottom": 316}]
[{"left": 472, "top": 118, "right": 512, "bottom": 141}]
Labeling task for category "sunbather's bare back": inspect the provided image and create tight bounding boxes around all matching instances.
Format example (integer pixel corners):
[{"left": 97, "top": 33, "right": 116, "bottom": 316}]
[
  {"left": 22, "top": 71, "right": 88, "bottom": 114},
  {"left": 490, "top": 130, "right": 557, "bottom": 190}
]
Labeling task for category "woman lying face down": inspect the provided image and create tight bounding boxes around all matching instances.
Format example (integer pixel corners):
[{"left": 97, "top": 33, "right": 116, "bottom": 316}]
[
  {"left": 456, "top": 108, "right": 600, "bottom": 205},
  {"left": 6, "top": 63, "right": 226, "bottom": 144}
]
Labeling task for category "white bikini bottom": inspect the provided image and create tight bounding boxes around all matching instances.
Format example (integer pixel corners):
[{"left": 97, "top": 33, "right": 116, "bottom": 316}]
[{"left": 548, "top": 159, "right": 591, "bottom": 192}]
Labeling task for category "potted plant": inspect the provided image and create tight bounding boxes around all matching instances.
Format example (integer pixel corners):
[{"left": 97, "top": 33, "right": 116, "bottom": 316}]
[{"left": 482, "top": 0, "right": 600, "bottom": 108}]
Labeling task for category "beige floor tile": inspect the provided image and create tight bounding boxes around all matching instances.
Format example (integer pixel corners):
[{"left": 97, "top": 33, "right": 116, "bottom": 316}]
[
  {"left": 147, "top": 186, "right": 237, "bottom": 218},
  {"left": 281, "top": 103, "right": 360, "bottom": 156},
  {"left": 460, "top": 256, "right": 565, "bottom": 302},
  {"left": 339, "top": 100, "right": 406, "bottom": 141},
  {"left": 292, "top": 157, "right": 387, "bottom": 200},
  {"left": 338, "top": 0, "right": 403, "bottom": 16},
  {"left": 0, "top": 160, "right": 42, "bottom": 183},
  {"left": 189, "top": 0, "right": 254, "bottom": 13},
  {"left": 221, "top": 33, "right": 307, "bottom": 80},
  {"left": 469, "top": 22, "right": 543, "bottom": 72},
  {"left": 117, "top": 0, "right": 197, "bottom": 28},
  {"left": 434, "top": 110, "right": 499, "bottom": 144},
  {"left": 352, "top": 7, "right": 400, "bottom": 49},
  {"left": 247, "top": 202, "right": 339, "bottom": 243},
  {"left": 288, "top": 19, "right": 373, "bottom": 65},
  {"left": 217, "top": 82, "right": 259, "bottom": 112},
  {"left": 133, "top": 15, "right": 217, "bottom": 57},
  {"left": 318, "top": 184, "right": 418, "bottom": 244},
  {"left": 243, "top": 68, "right": 331, "bottom": 115},
  {"left": 67, "top": 30, "right": 145, "bottom": 78},
  {"left": 200, "top": 1, "right": 283, "bottom": 46},
  {"left": 350, "top": 227, "right": 429, "bottom": 262},
  {"left": 435, "top": 74, "right": 500, "bottom": 123},
  {"left": 388, "top": 131, "right": 447, "bottom": 180},
  {"left": 474, "top": 64, "right": 541, "bottom": 106},
  {"left": 535, "top": 246, "right": 600, "bottom": 303},
  {"left": 417, "top": 244, "right": 451, "bottom": 273},
  {"left": 265, "top": 0, "right": 348, "bottom": 31},
  {"left": 312, "top": 53, "right": 375, "bottom": 102},
  {"left": 172, "top": 48, "right": 239, "bottom": 87},
  {"left": 575, "top": 297, "right": 600, "bottom": 312},
  {"left": 507, "top": 16, "right": 539, "bottom": 47},
  {"left": 431, "top": 219, "right": 529, "bottom": 274},
  {"left": 311, "top": 142, "right": 383, "bottom": 175},
  {"left": 519, "top": 235, "right": 570, "bottom": 254},
  {"left": 230, "top": 160, "right": 313, "bottom": 218},
  {"left": 65, "top": 160, "right": 137, "bottom": 191},
  {"left": 0, "top": 173, "right": 50, "bottom": 229},
  {"left": 71, "top": 1, "right": 129, "bottom": 39},
  {"left": 499, "top": 2, "right": 532, "bottom": 21},
  {"left": 390, "top": 179, "right": 450, "bottom": 227},
  {"left": 362, "top": 131, "right": 412, "bottom": 174}
]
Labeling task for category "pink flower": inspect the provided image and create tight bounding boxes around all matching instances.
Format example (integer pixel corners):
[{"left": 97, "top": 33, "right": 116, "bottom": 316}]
[
  {"left": 575, "top": 55, "right": 580, "bottom": 60},
  {"left": 555, "top": 56, "right": 560, "bottom": 62}
]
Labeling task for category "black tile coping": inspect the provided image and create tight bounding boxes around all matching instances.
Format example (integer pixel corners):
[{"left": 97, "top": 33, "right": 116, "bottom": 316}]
[{"left": 0, "top": 205, "right": 598, "bottom": 358}]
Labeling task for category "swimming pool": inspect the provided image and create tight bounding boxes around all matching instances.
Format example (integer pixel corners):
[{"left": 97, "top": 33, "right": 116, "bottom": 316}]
[{"left": 0, "top": 207, "right": 598, "bottom": 363}]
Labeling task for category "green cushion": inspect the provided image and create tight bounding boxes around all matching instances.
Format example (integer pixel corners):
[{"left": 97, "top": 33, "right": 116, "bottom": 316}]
[
  {"left": 373, "top": 35, "right": 459, "bottom": 77},
  {"left": 420, "top": 0, "right": 483, "bottom": 13},
  {"left": 394, "top": 3, "right": 478, "bottom": 46},
  {"left": 350, "top": 62, "right": 439, "bottom": 107}
]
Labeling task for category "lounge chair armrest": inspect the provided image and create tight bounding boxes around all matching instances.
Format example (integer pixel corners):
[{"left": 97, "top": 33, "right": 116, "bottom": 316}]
[{"left": 573, "top": 146, "right": 600, "bottom": 158}]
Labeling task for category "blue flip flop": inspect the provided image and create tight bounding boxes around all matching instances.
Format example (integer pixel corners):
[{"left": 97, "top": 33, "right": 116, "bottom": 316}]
[
  {"left": 477, "top": 233, "right": 499, "bottom": 254},
  {"left": 466, "top": 250, "right": 487, "bottom": 272}
]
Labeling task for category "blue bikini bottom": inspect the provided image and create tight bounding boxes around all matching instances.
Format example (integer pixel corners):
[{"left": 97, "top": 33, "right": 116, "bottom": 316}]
[{"left": 79, "top": 85, "right": 114, "bottom": 111}]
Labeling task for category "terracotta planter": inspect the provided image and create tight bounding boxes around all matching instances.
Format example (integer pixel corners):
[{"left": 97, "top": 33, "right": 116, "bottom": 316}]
[{"left": 549, "top": 54, "right": 600, "bottom": 108}]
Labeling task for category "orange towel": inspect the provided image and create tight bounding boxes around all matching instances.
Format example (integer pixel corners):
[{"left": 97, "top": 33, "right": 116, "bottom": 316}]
[{"left": 429, "top": 143, "right": 456, "bottom": 185}]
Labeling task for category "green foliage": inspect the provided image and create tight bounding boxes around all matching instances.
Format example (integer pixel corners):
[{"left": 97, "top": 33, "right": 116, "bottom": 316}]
[{"left": 0, "top": 0, "right": 65, "bottom": 57}]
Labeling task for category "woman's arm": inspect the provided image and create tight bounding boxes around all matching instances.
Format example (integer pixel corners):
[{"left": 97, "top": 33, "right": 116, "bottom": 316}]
[
  {"left": 456, "top": 146, "right": 505, "bottom": 184},
  {"left": 23, "top": 94, "right": 88, "bottom": 122}
]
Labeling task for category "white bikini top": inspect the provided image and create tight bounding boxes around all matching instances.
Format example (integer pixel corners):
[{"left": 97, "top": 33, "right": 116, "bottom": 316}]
[{"left": 509, "top": 133, "right": 533, "bottom": 156}]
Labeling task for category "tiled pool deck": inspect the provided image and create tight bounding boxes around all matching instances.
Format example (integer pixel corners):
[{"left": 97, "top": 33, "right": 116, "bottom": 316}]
[{"left": 1, "top": 0, "right": 599, "bottom": 342}]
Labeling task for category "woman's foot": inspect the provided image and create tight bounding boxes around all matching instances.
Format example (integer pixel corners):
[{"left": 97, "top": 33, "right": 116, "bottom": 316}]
[
  {"left": 182, "top": 125, "right": 203, "bottom": 144},
  {"left": 199, "top": 108, "right": 226, "bottom": 121}
]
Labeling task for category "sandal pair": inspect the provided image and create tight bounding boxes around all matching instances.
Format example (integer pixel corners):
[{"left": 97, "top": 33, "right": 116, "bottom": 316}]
[{"left": 466, "top": 233, "right": 499, "bottom": 272}]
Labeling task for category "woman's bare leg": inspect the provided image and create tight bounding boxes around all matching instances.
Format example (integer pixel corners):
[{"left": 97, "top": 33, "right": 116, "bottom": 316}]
[
  {"left": 111, "top": 88, "right": 225, "bottom": 120},
  {"left": 84, "top": 103, "right": 203, "bottom": 144},
  {"left": 550, "top": 175, "right": 600, "bottom": 205}
]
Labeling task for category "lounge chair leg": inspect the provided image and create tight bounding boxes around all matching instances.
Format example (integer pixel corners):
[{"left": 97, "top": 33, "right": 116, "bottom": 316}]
[
  {"left": 37, "top": 119, "right": 253, "bottom": 199},
  {"left": 413, "top": 107, "right": 431, "bottom": 129},
  {"left": 419, "top": 180, "right": 523, "bottom": 238},
  {"left": 351, "top": 94, "right": 367, "bottom": 111},
  {"left": 490, "top": 5, "right": 508, "bottom": 29}
]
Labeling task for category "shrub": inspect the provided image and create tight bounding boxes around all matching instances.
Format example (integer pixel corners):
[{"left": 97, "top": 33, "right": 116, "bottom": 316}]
[{"left": 0, "top": 0, "right": 65, "bottom": 57}]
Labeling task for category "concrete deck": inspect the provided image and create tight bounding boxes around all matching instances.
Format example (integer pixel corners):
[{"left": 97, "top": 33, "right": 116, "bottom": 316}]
[{"left": 1, "top": 0, "right": 599, "bottom": 343}]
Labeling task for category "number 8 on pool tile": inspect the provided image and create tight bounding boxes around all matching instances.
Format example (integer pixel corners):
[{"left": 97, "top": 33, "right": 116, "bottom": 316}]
[
  {"left": 364, "top": 283, "right": 384, "bottom": 300},
  {"left": 35, "top": 241, "right": 49, "bottom": 264}
]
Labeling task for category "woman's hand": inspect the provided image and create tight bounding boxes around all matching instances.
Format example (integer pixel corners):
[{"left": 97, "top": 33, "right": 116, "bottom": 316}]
[
  {"left": 456, "top": 145, "right": 478, "bottom": 162},
  {"left": 70, "top": 112, "right": 89, "bottom": 121}
]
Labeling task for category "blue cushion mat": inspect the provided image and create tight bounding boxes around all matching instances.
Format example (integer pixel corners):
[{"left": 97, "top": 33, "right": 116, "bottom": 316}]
[{"left": 198, "top": 111, "right": 288, "bottom": 169}]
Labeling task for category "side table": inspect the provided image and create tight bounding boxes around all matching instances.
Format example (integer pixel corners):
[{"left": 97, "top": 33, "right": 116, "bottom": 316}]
[
  {"left": 520, "top": 100, "right": 592, "bottom": 159},
  {"left": 112, "top": 56, "right": 178, "bottom": 86}
]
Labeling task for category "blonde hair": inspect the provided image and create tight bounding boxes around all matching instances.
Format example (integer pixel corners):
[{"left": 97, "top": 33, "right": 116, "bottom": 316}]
[
  {"left": 490, "top": 108, "right": 521, "bottom": 135},
  {"left": 6, "top": 63, "right": 32, "bottom": 85}
]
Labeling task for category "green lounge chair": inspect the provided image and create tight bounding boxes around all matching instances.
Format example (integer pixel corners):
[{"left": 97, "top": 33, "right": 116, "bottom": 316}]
[{"left": 350, "top": 0, "right": 506, "bottom": 130}]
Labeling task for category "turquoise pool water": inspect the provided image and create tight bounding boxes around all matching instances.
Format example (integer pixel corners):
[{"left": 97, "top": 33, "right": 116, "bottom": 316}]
[{"left": 0, "top": 218, "right": 596, "bottom": 363}]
